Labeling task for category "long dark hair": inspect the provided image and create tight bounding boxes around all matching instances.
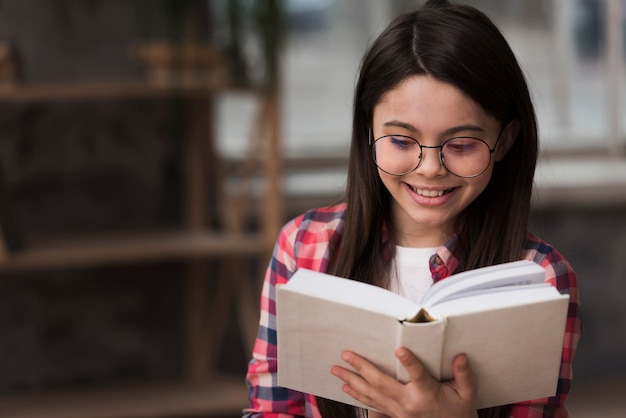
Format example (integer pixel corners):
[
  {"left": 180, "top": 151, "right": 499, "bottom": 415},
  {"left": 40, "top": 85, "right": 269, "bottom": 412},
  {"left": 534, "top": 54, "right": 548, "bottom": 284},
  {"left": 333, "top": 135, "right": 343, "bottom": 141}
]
[{"left": 318, "top": 0, "right": 537, "bottom": 417}]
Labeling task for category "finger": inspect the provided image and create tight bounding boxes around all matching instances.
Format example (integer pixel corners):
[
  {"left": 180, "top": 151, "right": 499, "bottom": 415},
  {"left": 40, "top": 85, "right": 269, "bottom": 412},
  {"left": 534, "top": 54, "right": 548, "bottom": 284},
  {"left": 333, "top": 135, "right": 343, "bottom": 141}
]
[
  {"left": 331, "top": 364, "right": 368, "bottom": 391},
  {"left": 332, "top": 351, "right": 402, "bottom": 410},
  {"left": 330, "top": 363, "right": 381, "bottom": 409},
  {"left": 339, "top": 379, "right": 378, "bottom": 409},
  {"left": 340, "top": 351, "right": 398, "bottom": 390},
  {"left": 451, "top": 354, "right": 478, "bottom": 402},
  {"left": 395, "top": 347, "right": 438, "bottom": 388}
]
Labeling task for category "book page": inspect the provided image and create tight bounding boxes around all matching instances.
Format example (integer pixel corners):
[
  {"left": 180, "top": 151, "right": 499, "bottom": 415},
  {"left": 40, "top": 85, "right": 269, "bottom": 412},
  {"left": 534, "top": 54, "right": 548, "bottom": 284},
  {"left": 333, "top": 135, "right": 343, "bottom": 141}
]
[
  {"left": 420, "top": 260, "right": 546, "bottom": 308},
  {"left": 428, "top": 284, "right": 558, "bottom": 316},
  {"left": 282, "top": 268, "right": 420, "bottom": 320}
]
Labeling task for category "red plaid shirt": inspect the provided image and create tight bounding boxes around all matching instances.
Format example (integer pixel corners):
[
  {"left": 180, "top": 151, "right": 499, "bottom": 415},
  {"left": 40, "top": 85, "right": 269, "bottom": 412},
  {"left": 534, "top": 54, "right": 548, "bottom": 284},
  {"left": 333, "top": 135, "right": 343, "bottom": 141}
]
[{"left": 244, "top": 203, "right": 582, "bottom": 417}]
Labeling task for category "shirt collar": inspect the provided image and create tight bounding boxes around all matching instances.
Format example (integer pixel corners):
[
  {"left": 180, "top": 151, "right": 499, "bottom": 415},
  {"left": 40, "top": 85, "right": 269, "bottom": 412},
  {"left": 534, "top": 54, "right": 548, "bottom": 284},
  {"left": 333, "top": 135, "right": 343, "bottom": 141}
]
[
  {"left": 429, "top": 235, "right": 461, "bottom": 282},
  {"left": 381, "top": 223, "right": 461, "bottom": 282}
]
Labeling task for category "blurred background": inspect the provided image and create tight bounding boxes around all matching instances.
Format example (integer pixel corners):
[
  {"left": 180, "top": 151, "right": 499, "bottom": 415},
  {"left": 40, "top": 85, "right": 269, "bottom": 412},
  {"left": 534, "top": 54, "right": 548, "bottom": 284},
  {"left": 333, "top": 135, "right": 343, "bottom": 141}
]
[{"left": 0, "top": 0, "right": 624, "bottom": 417}]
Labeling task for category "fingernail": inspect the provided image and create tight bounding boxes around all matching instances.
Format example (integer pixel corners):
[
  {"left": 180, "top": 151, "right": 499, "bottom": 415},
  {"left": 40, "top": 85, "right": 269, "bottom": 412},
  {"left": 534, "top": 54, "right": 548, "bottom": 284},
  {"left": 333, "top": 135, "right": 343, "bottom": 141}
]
[
  {"left": 397, "top": 348, "right": 409, "bottom": 360},
  {"left": 458, "top": 355, "right": 468, "bottom": 370},
  {"left": 341, "top": 351, "right": 353, "bottom": 362}
]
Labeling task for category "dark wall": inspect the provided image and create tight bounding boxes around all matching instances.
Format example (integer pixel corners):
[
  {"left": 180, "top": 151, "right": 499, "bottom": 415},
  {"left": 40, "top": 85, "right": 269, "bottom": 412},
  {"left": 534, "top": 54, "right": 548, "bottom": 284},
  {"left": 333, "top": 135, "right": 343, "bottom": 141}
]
[{"left": 0, "top": 264, "right": 185, "bottom": 392}]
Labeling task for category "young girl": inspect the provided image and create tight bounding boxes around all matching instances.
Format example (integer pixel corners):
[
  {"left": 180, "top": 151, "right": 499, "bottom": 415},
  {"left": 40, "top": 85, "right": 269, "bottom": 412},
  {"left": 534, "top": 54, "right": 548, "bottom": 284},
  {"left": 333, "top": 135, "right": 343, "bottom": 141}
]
[{"left": 244, "top": 1, "right": 581, "bottom": 417}]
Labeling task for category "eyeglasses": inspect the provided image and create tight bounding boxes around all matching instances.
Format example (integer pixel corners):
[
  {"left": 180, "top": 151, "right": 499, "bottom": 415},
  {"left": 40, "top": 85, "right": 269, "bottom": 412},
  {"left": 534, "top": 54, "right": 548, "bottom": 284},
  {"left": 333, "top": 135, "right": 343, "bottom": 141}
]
[{"left": 370, "top": 132, "right": 500, "bottom": 178}]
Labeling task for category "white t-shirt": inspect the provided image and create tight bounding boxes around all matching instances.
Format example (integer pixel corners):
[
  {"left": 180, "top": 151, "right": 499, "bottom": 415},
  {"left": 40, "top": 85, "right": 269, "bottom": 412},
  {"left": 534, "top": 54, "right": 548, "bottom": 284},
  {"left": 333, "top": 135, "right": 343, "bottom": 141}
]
[{"left": 389, "top": 246, "right": 437, "bottom": 303}]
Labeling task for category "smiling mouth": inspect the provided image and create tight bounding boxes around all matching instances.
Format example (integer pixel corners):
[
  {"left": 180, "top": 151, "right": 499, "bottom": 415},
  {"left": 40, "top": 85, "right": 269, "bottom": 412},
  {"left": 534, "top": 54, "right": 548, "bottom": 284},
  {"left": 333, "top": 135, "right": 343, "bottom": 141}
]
[{"left": 409, "top": 185, "right": 455, "bottom": 197}]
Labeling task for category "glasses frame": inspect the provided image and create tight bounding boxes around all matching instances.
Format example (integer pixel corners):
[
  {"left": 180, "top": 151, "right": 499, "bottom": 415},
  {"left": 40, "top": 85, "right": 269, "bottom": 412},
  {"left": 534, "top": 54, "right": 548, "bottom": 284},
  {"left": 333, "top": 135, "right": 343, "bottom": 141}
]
[{"left": 369, "top": 129, "right": 502, "bottom": 178}]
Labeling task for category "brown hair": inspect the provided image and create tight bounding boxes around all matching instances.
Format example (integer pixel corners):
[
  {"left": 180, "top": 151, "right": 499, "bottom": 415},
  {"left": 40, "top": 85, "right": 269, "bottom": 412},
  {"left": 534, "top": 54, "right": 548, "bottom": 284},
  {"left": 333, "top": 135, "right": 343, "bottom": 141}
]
[{"left": 318, "top": 0, "right": 537, "bottom": 416}]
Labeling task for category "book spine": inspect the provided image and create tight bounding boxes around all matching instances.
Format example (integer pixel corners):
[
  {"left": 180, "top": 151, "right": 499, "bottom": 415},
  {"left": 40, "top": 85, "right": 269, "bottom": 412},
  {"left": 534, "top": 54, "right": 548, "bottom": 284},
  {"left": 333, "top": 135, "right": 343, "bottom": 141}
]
[{"left": 396, "top": 318, "right": 446, "bottom": 382}]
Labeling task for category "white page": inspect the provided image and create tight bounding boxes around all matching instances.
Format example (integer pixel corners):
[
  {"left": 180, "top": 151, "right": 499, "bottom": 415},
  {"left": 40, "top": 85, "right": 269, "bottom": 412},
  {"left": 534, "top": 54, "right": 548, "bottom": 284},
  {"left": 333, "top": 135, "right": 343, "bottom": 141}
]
[
  {"left": 420, "top": 260, "right": 546, "bottom": 308},
  {"left": 428, "top": 284, "right": 561, "bottom": 317},
  {"left": 284, "top": 268, "right": 420, "bottom": 320}
]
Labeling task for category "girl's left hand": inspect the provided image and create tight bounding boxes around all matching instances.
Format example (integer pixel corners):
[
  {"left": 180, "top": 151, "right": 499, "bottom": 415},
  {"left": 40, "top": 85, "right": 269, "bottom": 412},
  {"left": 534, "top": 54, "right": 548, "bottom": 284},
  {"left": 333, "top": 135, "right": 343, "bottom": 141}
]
[{"left": 331, "top": 347, "right": 478, "bottom": 418}]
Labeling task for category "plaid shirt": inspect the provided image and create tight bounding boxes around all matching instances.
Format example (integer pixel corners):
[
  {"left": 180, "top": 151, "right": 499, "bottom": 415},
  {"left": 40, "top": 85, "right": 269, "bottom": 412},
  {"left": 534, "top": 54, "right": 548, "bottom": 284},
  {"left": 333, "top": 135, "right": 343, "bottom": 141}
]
[{"left": 244, "top": 203, "right": 582, "bottom": 418}]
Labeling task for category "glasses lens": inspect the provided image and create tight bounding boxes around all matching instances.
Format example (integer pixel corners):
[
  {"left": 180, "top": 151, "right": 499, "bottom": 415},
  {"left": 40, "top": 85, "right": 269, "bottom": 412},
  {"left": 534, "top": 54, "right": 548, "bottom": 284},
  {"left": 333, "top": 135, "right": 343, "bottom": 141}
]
[
  {"left": 373, "top": 135, "right": 421, "bottom": 175},
  {"left": 441, "top": 137, "right": 491, "bottom": 177},
  {"left": 372, "top": 135, "right": 492, "bottom": 177}
]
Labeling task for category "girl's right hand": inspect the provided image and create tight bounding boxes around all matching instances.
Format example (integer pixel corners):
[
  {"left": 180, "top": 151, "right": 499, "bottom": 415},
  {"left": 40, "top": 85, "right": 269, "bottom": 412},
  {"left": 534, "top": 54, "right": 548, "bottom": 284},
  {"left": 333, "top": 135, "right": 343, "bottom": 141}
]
[{"left": 332, "top": 348, "right": 478, "bottom": 418}]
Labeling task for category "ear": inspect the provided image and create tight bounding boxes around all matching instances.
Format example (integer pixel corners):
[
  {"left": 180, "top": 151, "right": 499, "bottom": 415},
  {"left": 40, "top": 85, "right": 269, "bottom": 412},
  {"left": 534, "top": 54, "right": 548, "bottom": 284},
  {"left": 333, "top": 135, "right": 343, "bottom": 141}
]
[{"left": 494, "top": 119, "right": 520, "bottom": 161}]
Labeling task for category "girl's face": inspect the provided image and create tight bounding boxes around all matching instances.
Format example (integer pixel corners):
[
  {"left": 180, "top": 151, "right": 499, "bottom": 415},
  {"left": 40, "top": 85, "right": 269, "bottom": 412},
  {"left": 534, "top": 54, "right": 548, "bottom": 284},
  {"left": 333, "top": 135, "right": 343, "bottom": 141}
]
[{"left": 372, "top": 75, "right": 507, "bottom": 248}]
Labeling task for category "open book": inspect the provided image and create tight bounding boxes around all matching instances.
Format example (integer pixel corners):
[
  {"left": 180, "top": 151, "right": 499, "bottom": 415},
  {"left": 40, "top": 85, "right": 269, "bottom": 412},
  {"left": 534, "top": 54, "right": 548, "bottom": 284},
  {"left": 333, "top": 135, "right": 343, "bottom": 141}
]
[{"left": 276, "top": 260, "right": 569, "bottom": 410}]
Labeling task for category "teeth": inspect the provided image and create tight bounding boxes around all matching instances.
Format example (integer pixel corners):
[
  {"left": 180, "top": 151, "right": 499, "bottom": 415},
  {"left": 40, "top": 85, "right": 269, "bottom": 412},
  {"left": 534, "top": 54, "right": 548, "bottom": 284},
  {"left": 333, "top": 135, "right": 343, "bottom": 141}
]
[{"left": 412, "top": 187, "right": 447, "bottom": 197}]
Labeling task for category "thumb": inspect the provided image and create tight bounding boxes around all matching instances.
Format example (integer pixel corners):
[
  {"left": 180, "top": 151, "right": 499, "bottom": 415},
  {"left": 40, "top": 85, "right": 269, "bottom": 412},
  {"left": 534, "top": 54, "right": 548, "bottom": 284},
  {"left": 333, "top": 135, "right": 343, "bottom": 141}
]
[{"left": 452, "top": 354, "right": 478, "bottom": 402}]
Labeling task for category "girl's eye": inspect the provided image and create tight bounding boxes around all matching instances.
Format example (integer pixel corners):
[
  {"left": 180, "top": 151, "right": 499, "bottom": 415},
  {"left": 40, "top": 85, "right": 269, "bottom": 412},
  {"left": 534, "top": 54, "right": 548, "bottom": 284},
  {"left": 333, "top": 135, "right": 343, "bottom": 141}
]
[
  {"left": 389, "top": 136, "right": 417, "bottom": 150},
  {"left": 445, "top": 138, "right": 481, "bottom": 154}
]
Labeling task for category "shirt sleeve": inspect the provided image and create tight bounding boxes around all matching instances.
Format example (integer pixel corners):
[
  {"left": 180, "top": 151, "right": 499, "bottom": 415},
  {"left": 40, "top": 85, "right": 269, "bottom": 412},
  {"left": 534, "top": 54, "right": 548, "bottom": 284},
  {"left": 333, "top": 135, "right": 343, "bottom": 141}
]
[
  {"left": 243, "top": 217, "right": 315, "bottom": 418},
  {"left": 509, "top": 244, "right": 582, "bottom": 418}
]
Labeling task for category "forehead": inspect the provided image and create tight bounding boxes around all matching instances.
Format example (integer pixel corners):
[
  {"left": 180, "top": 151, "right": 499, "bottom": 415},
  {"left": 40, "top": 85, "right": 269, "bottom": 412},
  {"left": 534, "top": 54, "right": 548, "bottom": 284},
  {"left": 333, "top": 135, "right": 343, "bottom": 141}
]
[{"left": 373, "top": 75, "right": 496, "bottom": 134}]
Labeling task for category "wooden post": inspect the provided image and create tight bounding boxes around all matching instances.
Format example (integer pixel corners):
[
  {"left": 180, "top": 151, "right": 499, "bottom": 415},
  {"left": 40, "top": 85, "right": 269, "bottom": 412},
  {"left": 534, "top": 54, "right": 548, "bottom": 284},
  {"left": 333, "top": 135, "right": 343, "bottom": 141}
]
[
  {"left": 184, "top": 96, "right": 213, "bottom": 383},
  {"left": 0, "top": 226, "right": 8, "bottom": 263},
  {"left": 262, "top": 89, "right": 283, "bottom": 253}
]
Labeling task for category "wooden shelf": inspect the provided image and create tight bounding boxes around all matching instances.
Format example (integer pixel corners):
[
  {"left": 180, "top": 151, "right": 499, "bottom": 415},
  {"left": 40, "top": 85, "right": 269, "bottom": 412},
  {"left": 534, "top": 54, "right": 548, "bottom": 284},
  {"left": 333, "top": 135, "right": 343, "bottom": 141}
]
[
  {"left": 0, "top": 230, "right": 263, "bottom": 271},
  {"left": 0, "top": 78, "right": 254, "bottom": 102},
  {"left": 0, "top": 32, "right": 279, "bottom": 417},
  {"left": 0, "top": 377, "right": 248, "bottom": 418}
]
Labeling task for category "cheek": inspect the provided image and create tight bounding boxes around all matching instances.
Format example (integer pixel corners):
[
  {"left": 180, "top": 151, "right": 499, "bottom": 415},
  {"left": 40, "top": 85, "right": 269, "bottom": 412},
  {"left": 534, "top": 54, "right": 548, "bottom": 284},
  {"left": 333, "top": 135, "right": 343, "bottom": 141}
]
[{"left": 467, "top": 169, "right": 494, "bottom": 196}]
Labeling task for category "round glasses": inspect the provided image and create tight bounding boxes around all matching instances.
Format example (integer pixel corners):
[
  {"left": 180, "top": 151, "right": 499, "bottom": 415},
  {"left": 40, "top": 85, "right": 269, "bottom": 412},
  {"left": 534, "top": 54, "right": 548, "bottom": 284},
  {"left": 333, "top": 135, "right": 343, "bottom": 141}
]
[{"left": 371, "top": 134, "right": 498, "bottom": 178}]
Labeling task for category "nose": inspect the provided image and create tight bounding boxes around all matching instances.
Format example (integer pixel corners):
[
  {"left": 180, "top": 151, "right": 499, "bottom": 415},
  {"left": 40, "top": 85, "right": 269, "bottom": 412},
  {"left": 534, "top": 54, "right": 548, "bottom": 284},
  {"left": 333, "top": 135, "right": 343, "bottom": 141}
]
[{"left": 416, "top": 145, "right": 446, "bottom": 177}]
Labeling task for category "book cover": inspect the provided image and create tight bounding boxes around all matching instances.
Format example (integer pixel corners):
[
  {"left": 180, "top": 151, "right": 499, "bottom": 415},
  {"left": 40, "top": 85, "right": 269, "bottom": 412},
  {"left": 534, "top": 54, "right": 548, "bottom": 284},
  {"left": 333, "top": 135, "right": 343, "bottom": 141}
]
[{"left": 276, "top": 260, "right": 570, "bottom": 409}]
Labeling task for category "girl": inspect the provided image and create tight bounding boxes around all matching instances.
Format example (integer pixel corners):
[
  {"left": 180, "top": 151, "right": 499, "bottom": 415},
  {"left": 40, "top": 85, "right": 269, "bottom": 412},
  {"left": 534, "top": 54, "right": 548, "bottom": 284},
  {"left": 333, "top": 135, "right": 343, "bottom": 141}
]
[{"left": 245, "top": 1, "right": 581, "bottom": 417}]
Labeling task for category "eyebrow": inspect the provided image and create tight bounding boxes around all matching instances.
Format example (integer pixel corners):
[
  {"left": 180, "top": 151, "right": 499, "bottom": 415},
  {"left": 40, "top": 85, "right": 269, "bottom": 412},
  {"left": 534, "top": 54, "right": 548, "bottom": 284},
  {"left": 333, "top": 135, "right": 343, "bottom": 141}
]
[{"left": 382, "top": 120, "right": 486, "bottom": 137}]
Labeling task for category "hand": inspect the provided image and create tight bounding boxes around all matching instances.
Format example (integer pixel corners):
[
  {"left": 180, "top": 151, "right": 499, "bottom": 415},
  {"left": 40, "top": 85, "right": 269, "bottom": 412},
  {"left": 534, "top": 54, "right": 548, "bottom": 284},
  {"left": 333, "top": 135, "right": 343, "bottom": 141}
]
[
  {"left": 331, "top": 347, "right": 478, "bottom": 418},
  {"left": 368, "top": 412, "right": 391, "bottom": 418},
  {"left": 367, "top": 412, "right": 392, "bottom": 418}
]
